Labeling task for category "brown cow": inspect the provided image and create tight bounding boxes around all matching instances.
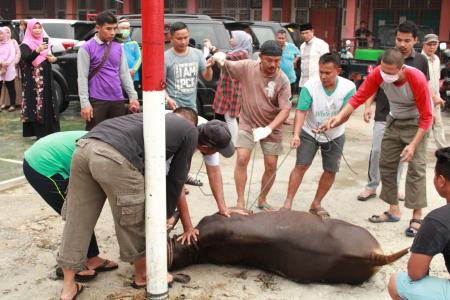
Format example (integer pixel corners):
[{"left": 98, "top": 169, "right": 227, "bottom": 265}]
[{"left": 168, "top": 211, "right": 408, "bottom": 285}]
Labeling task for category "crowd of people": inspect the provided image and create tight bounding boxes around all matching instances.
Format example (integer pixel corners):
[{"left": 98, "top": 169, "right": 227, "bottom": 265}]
[{"left": 7, "top": 10, "right": 448, "bottom": 300}]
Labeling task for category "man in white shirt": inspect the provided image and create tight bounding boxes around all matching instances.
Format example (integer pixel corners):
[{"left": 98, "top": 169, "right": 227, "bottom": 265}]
[
  {"left": 299, "top": 23, "right": 330, "bottom": 88},
  {"left": 422, "top": 34, "right": 447, "bottom": 149},
  {"left": 281, "top": 53, "right": 356, "bottom": 218}
]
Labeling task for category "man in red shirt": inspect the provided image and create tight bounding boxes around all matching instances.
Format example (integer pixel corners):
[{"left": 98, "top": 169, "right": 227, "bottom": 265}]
[{"left": 321, "top": 48, "right": 432, "bottom": 236}]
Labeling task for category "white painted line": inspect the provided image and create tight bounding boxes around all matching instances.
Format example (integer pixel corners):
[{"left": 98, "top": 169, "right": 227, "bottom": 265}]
[
  {"left": 0, "top": 176, "right": 27, "bottom": 192},
  {"left": 0, "top": 158, "right": 23, "bottom": 164}
]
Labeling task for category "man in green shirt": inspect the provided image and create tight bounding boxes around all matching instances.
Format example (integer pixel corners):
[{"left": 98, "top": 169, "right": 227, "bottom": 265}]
[{"left": 23, "top": 131, "right": 119, "bottom": 282}]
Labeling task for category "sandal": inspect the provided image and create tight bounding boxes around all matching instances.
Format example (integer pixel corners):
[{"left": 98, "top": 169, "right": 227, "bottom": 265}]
[
  {"left": 257, "top": 203, "right": 275, "bottom": 212},
  {"left": 368, "top": 211, "right": 400, "bottom": 223},
  {"left": 91, "top": 259, "right": 118, "bottom": 272},
  {"left": 60, "top": 282, "right": 84, "bottom": 300},
  {"left": 185, "top": 175, "right": 203, "bottom": 186},
  {"left": 405, "top": 219, "right": 422, "bottom": 237},
  {"left": 309, "top": 207, "right": 330, "bottom": 219},
  {"left": 8, "top": 105, "right": 15, "bottom": 112},
  {"left": 56, "top": 266, "right": 97, "bottom": 282}
]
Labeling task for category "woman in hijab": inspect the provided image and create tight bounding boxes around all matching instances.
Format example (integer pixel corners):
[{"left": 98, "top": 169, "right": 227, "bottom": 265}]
[
  {"left": 0, "top": 27, "right": 17, "bottom": 112},
  {"left": 20, "top": 19, "right": 60, "bottom": 139},
  {"left": 212, "top": 30, "right": 253, "bottom": 144},
  {"left": 0, "top": 26, "right": 22, "bottom": 111}
]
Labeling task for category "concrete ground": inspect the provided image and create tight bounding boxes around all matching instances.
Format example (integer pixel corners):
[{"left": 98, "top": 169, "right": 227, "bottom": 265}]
[{"left": 0, "top": 104, "right": 449, "bottom": 299}]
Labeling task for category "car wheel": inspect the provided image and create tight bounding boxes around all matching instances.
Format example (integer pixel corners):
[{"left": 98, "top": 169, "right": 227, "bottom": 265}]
[
  {"left": 52, "top": 79, "right": 68, "bottom": 113},
  {"left": 196, "top": 97, "right": 204, "bottom": 118}
]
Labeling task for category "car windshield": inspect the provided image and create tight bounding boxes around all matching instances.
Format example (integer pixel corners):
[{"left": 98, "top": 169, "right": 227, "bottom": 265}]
[
  {"left": 42, "top": 23, "right": 74, "bottom": 39},
  {"left": 131, "top": 23, "right": 231, "bottom": 51},
  {"left": 251, "top": 25, "right": 294, "bottom": 45}
]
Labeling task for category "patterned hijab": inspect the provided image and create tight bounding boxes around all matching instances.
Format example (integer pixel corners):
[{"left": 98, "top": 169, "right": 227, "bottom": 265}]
[
  {"left": 21, "top": 19, "right": 50, "bottom": 67},
  {"left": 230, "top": 30, "right": 253, "bottom": 55}
]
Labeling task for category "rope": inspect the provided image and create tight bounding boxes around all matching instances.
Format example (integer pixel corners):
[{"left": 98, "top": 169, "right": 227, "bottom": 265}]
[
  {"left": 246, "top": 147, "right": 294, "bottom": 211},
  {"left": 313, "top": 130, "right": 358, "bottom": 175},
  {"left": 245, "top": 145, "right": 257, "bottom": 210}
]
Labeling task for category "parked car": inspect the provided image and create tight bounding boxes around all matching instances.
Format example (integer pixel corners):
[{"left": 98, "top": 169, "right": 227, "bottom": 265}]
[
  {"left": 52, "top": 14, "right": 231, "bottom": 117},
  {"left": 11, "top": 19, "right": 95, "bottom": 55}
]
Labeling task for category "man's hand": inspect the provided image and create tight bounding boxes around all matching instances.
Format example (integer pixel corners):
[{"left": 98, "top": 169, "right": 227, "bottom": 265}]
[
  {"left": 130, "top": 69, "right": 136, "bottom": 78},
  {"left": 177, "top": 227, "right": 199, "bottom": 245},
  {"left": 81, "top": 106, "right": 93, "bottom": 122},
  {"left": 218, "top": 207, "right": 249, "bottom": 218},
  {"left": 129, "top": 99, "right": 140, "bottom": 113},
  {"left": 318, "top": 116, "right": 342, "bottom": 132},
  {"left": 291, "top": 135, "right": 301, "bottom": 148},
  {"left": 400, "top": 144, "right": 416, "bottom": 162},
  {"left": 166, "top": 98, "right": 177, "bottom": 110},
  {"left": 206, "top": 57, "right": 214, "bottom": 68},
  {"left": 253, "top": 126, "right": 272, "bottom": 142},
  {"left": 46, "top": 55, "right": 57, "bottom": 63},
  {"left": 433, "top": 96, "right": 445, "bottom": 107},
  {"left": 363, "top": 106, "right": 372, "bottom": 123}
]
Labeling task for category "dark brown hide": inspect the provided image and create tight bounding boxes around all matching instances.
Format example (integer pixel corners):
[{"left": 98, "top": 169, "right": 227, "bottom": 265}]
[{"left": 169, "top": 211, "right": 408, "bottom": 285}]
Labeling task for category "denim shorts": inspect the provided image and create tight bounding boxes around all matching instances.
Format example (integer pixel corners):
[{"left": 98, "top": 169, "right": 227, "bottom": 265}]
[
  {"left": 296, "top": 130, "right": 345, "bottom": 173},
  {"left": 396, "top": 271, "right": 450, "bottom": 300}
]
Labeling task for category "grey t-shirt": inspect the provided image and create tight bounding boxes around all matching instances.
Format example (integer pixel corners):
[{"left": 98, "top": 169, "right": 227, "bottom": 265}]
[
  {"left": 164, "top": 47, "right": 206, "bottom": 110},
  {"left": 84, "top": 113, "right": 198, "bottom": 217}
]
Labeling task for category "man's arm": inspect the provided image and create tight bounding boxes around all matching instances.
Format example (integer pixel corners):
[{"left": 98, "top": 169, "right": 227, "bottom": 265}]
[
  {"left": 176, "top": 191, "right": 199, "bottom": 245},
  {"left": 166, "top": 127, "right": 198, "bottom": 217},
  {"left": 363, "top": 93, "right": 376, "bottom": 123},
  {"left": 407, "top": 253, "right": 433, "bottom": 281},
  {"left": 291, "top": 110, "right": 308, "bottom": 148},
  {"left": 119, "top": 50, "right": 139, "bottom": 105},
  {"left": 201, "top": 61, "right": 213, "bottom": 81},
  {"left": 77, "top": 47, "right": 93, "bottom": 121}
]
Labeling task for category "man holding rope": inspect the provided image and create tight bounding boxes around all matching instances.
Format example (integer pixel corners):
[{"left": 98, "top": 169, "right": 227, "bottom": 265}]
[
  {"left": 213, "top": 40, "right": 291, "bottom": 211},
  {"left": 320, "top": 48, "right": 432, "bottom": 236},
  {"left": 280, "top": 53, "right": 356, "bottom": 217}
]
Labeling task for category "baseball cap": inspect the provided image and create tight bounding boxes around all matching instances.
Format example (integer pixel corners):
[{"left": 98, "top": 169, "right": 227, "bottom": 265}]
[
  {"left": 424, "top": 34, "right": 439, "bottom": 44},
  {"left": 198, "top": 120, "right": 235, "bottom": 158}
]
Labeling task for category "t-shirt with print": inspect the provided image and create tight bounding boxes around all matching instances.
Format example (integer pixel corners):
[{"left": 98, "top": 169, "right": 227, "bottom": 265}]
[
  {"left": 224, "top": 59, "right": 291, "bottom": 143},
  {"left": 164, "top": 47, "right": 206, "bottom": 110},
  {"left": 297, "top": 76, "right": 356, "bottom": 142},
  {"left": 280, "top": 42, "right": 300, "bottom": 84},
  {"left": 411, "top": 204, "right": 450, "bottom": 274}
]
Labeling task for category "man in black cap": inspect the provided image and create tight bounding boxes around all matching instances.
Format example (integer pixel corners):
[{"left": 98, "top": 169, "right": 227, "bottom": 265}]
[
  {"left": 212, "top": 40, "right": 291, "bottom": 211},
  {"left": 299, "top": 22, "right": 329, "bottom": 88}
]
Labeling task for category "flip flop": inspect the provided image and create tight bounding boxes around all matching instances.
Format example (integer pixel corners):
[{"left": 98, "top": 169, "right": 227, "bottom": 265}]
[
  {"left": 185, "top": 175, "right": 203, "bottom": 186},
  {"left": 405, "top": 219, "right": 422, "bottom": 237},
  {"left": 172, "top": 273, "right": 191, "bottom": 284},
  {"left": 60, "top": 282, "right": 84, "bottom": 300},
  {"left": 368, "top": 211, "right": 400, "bottom": 223},
  {"left": 279, "top": 207, "right": 291, "bottom": 211},
  {"left": 131, "top": 280, "right": 146, "bottom": 289},
  {"left": 257, "top": 203, "right": 275, "bottom": 212},
  {"left": 92, "top": 259, "right": 118, "bottom": 272},
  {"left": 309, "top": 207, "right": 330, "bottom": 219},
  {"left": 56, "top": 266, "right": 97, "bottom": 282}
]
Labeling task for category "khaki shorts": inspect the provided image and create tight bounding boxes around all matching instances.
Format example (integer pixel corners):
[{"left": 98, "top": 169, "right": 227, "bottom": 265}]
[{"left": 236, "top": 129, "right": 283, "bottom": 156}]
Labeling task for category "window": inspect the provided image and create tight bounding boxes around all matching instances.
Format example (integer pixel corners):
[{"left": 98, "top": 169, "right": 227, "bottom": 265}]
[
  {"left": 42, "top": 23, "right": 74, "bottom": 39},
  {"left": 295, "top": 9, "right": 308, "bottom": 24},
  {"left": 28, "top": 0, "right": 46, "bottom": 10},
  {"left": 251, "top": 26, "right": 276, "bottom": 45}
]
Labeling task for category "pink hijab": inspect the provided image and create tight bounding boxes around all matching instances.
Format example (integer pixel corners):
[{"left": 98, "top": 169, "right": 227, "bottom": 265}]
[{"left": 21, "top": 19, "right": 50, "bottom": 67}]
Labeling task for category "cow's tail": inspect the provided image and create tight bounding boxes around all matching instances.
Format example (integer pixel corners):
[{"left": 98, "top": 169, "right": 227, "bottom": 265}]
[{"left": 371, "top": 247, "right": 409, "bottom": 266}]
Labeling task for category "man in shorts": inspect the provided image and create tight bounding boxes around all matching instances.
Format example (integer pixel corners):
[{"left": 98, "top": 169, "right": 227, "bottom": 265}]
[
  {"left": 213, "top": 40, "right": 291, "bottom": 211},
  {"left": 281, "top": 53, "right": 356, "bottom": 218},
  {"left": 387, "top": 147, "right": 450, "bottom": 300}
]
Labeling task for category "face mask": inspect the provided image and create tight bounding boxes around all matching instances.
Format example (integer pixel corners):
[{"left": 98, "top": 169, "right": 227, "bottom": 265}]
[
  {"left": 380, "top": 69, "right": 399, "bottom": 83},
  {"left": 120, "top": 29, "right": 130, "bottom": 39}
]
